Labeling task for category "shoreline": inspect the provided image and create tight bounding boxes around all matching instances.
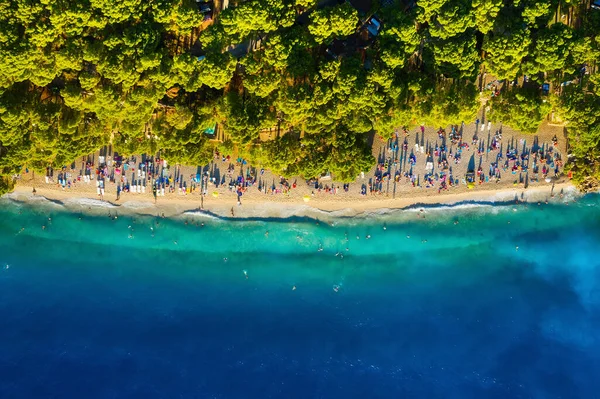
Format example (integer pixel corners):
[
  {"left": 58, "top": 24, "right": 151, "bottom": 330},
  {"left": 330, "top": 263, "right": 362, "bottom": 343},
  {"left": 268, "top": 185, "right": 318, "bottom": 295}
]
[
  {"left": 4, "top": 181, "right": 579, "bottom": 220},
  {"left": 6, "top": 120, "right": 573, "bottom": 221}
]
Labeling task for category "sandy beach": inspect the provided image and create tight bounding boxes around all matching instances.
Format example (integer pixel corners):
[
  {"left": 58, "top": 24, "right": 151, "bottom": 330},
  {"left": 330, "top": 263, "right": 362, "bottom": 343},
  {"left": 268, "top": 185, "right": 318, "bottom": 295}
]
[
  {"left": 6, "top": 179, "right": 577, "bottom": 220},
  {"left": 6, "top": 121, "right": 575, "bottom": 219}
]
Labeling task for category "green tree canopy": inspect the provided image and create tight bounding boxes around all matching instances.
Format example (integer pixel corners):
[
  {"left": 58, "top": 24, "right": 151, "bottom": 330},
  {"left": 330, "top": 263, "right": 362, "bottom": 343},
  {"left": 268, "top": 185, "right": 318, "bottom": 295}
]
[{"left": 308, "top": 4, "right": 358, "bottom": 44}]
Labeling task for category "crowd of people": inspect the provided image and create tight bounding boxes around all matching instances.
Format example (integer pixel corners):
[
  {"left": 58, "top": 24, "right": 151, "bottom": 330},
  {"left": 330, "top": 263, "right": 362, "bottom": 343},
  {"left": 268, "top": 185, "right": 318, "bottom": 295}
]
[
  {"left": 38, "top": 117, "right": 565, "bottom": 204},
  {"left": 371, "top": 117, "right": 564, "bottom": 196}
]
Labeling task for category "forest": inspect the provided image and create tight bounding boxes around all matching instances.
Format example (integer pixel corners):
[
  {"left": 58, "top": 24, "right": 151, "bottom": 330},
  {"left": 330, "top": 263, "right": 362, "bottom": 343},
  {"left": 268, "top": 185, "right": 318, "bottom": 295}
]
[{"left": 0, "top": 0, "right": 599, "bottom": 194}]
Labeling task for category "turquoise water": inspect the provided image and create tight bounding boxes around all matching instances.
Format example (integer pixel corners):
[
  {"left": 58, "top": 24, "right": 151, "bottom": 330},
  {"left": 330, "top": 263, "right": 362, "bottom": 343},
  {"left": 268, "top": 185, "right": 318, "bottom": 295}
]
[{"left": 1, "top": 196, "right": 600, "bottom": 398}]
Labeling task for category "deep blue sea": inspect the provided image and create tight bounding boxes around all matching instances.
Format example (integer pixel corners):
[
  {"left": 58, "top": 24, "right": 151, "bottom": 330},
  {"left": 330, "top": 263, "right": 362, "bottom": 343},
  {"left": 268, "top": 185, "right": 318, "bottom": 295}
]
[{"left": 1, "top": 194, "right": 600, "bottom": 399}]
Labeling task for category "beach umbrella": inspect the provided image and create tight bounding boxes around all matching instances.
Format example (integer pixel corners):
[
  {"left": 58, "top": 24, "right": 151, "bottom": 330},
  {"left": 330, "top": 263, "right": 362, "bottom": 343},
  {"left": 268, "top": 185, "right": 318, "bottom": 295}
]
[
  {"left": 303, "top": 195, "right": 311, "bottom": 202},
  {"left": 212, "top": 191, "right": 219, "bottom": 198}
]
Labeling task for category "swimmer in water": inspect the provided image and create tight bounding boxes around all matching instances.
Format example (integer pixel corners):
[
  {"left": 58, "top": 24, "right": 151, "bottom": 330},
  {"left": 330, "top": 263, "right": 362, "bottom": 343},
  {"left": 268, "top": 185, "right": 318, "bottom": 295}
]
[
  {"left": 243, "top": 269, "right": 248, "bottom": 279},
  {"left": 333, "top": 285, "right": 340, "bottom": 293},
  {"left": 265, "top": 231, "right": 269, "bottom": 238},
  {"left": 292, "top": 285, "right": 296, "bottom": 291}
]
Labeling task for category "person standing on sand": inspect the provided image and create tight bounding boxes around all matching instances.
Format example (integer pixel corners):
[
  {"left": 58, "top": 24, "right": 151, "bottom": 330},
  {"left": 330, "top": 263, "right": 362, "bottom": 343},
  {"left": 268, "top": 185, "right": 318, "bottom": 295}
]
[{"left": 236, "top": 187, "right": 243, "bottom": 205}]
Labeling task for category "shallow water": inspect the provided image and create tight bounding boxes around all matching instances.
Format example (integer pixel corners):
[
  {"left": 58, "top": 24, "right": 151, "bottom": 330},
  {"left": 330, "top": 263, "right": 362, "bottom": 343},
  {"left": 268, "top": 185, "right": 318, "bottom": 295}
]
[{"left": 1, "top": 196, "right": 599, "bottom": 398}]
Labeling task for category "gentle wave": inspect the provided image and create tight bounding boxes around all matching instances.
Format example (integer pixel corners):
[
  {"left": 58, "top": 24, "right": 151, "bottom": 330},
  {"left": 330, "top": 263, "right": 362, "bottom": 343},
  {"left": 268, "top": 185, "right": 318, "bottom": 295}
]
[
  {"left": 182, "top": 210, "right": 222, "bottom": 221},
  {"left": 1, "top": 194, "right": 65, "bottom": 208},
  {"left": 64, "top": 198, "right": 117, "bottom": 208}
]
